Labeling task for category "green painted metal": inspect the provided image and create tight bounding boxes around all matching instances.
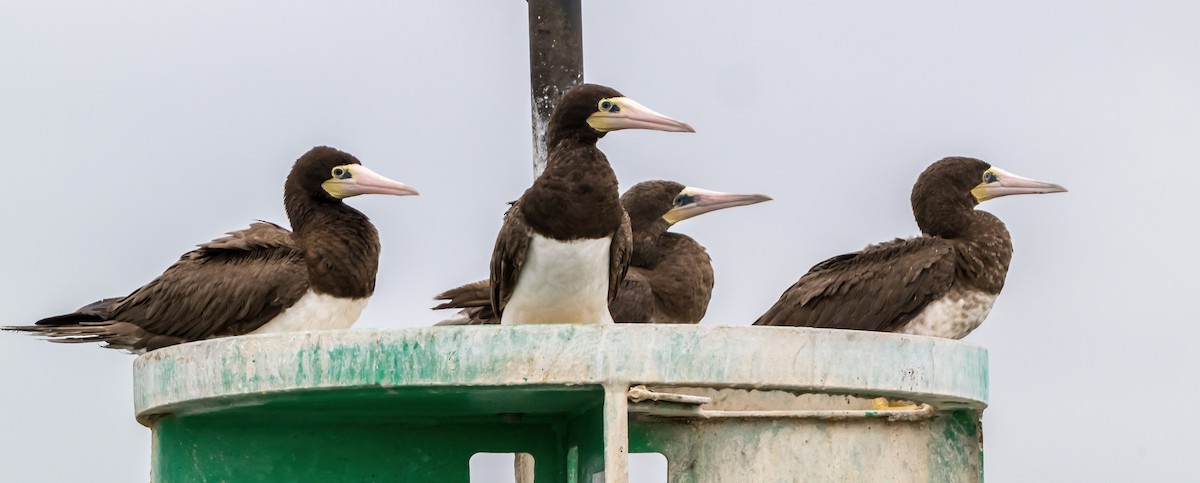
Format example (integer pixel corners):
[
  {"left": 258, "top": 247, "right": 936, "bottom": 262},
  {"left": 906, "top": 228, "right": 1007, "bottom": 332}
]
[
  {"left": 134, "top": 325, "right": 988, "bottom": 482},
  {"left": 150, "top": 386, "right": 597, "bottom": 482}
]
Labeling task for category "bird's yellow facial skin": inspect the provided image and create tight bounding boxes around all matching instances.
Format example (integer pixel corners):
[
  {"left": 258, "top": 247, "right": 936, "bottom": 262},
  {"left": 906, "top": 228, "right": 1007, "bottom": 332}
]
[
  {"left": 322, "top": 165, "right": 358, "bottom": 199},
  {"left": 662, "top": 188, "right": 699, "bottom": 224},
  {"left": 585, "top": 97, "right": 625, "bottom": 132},
  {"left": 970, "top": 168, "right": 1003, "bottom": 202}
]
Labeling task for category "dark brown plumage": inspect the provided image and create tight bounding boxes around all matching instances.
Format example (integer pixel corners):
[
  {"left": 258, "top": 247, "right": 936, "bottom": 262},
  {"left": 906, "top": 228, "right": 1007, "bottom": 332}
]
[
  {"left": 490, "top": 83, "right": 693, "bottom": 324},
  {"left": 754, "top": 157, "right": 1065, "bottom": 338},
  {"left": 611, "top": 181, "right": 716, "bottom": 324},
  {"left": 438, "top": 180, "right": 770, "bottom": 325},
  {"left": 5, "top": 146, "right": 416, "bottom": 352}
]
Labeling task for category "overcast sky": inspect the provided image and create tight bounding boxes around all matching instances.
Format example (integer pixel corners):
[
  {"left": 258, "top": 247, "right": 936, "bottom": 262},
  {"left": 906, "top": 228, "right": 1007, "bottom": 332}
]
[{"left": 1, "top": 1, "right": 1197, "bottom": 481}]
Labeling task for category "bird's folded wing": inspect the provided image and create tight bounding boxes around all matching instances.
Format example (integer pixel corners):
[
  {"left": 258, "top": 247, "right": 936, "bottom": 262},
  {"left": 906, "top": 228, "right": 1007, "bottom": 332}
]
[
  {"left": 608, "top": 210, "right": 633, "bottom": 304},
  {"left": 113, "top": 222, "right": 309, "bottom": 340},
  {"left": 754, "top": 237, "right": 957, "bottom": 331},
  {"left": 490, "top": 203, "right": 532, "bottom": 319}
]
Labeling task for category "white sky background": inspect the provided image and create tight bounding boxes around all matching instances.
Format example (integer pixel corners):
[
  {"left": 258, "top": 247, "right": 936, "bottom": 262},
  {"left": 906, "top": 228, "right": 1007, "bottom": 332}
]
[{"left": 1, "top": 1, "right": 1196, "bottom": 481}]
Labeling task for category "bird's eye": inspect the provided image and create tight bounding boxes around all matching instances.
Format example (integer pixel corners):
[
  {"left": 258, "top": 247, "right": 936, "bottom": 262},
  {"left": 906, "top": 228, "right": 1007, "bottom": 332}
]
[
  {"left": 598, "top": 100, "right": 619, "bottom": 113},
  {"left": 332, "top": 167, "right": 351, "bottom": 179},
  {"left": 983, "top": 171, "right": 999, "bottom": 184},
  {"left": 674, "top": 194, "right": 694, "bottom": 206}
]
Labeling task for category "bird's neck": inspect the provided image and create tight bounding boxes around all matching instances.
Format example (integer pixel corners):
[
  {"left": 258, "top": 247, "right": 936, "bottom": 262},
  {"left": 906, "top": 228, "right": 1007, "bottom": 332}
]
[
  {"left": 630, "top": 223, "right": 670, "bottom": 268},
  {"left": 948, "top": 211, "right": 1014, "bottom": 294},
  {"left": 914, "top": 193, "right": 977, "bottom": 239},
  {"left": 521, "top": 141, "right": 623, "bottom": 240},
  {"left": 286, "top": 194, "right": 381, "bottom": 298},
  {"left": 644, "top": 234, "right": 714, "bottom": 324},
  {"left": 914, "top": 195, "right": 1014, "bottom": 293},
  {"left": 546, "top": 123, "right": 601, "bottom": 150}
]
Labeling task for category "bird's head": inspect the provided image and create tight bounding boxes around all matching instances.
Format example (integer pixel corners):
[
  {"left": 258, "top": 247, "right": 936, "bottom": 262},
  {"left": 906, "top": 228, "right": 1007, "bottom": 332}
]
[
  {"left": 912, "top": 156, "right": 1066, "bottom": 236},
  {"left": 286, "top": 146, "right": 419, "bottom": 203},
  {"left": 913, "top": 157, "right": 1067, "bottom": 207},
  {"left": 547, "top": 84, "right": 694, "bottom": 144}
]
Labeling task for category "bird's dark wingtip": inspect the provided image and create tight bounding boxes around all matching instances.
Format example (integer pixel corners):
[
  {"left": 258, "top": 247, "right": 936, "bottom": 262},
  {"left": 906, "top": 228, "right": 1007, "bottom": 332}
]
[{"left": 32, "top": 298, "right": 120, "bottom": 326}]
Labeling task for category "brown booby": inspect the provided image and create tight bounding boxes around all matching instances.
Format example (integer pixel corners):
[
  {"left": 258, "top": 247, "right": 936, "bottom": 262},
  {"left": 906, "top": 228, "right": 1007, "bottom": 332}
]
[
  {"left": 435, "top": 181, "right": 770, "bottom": 325},
  {"left": 754, "top": 157, "right": 1066, "bottom": 338},
  {"left": 4, "top": 146, "right": 417, "bottom": 352},
  {"left": 489, "top": 84, "right": 694, "bottom": 324}
]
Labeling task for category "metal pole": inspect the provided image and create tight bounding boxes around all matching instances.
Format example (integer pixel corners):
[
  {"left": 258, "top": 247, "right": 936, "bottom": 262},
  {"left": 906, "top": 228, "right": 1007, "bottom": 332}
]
[
  {"left": 528, "top": 0, "right": 584, "bottom": 176},
  {"left": 519, "top": 8, "right": 584, "bottom": 479}
]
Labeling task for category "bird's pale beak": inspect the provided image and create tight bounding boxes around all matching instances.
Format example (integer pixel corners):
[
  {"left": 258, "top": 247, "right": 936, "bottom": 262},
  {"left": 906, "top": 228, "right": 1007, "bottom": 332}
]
[
  {"left": 324, "top": 165, "right": 419, "bottom": 198},
  {"left": 971, "top": 167, "right": 1067, "bottom": 202},
  {"left": 587, "top": 97, "right": 695, "bottom": 133},
  {"left": 663, "top": 187, "right": 772, "bottom": 224}
]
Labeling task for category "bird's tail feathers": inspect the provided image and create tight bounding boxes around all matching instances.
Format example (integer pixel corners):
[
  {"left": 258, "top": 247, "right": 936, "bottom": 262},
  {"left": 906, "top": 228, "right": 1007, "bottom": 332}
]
[
  {"left": 432, "top": 280, "right": 491, "bottom": 310},
  {"left": 5, "top": 299, "right": 183, "bottom": 352},
  {"left": 433, "top": 307, "right": 499, "bottom": 326}
]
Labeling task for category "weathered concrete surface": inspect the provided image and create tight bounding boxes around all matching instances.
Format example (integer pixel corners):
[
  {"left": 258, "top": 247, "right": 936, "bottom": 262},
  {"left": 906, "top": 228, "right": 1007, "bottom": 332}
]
[
  {"left": 134, "top": 325, "right": 986, "bottom": 419},
  {"left": 134, "top": 325, "right": 988, "bottom": 482}
]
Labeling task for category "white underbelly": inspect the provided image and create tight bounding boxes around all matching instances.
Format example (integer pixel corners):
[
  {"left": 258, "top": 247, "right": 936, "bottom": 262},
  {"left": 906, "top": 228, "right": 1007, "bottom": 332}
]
[
  {"left": 248, "top": 290, "right": 370, "bottom": 334},
  {"left": 897, "top": 288, "right": 997, "bottom": 339},
  {"left": 502, "top": 234, "right": 614, "bottom": 325}
]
